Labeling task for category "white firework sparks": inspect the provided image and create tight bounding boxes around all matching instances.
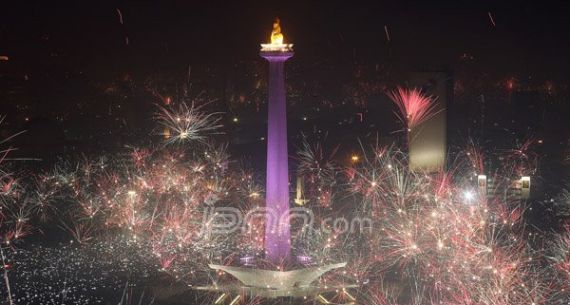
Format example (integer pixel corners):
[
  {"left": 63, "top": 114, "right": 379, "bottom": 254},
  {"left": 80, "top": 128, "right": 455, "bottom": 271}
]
[{"left": 156, "top": 102, "right": 222, "bottom": 145}]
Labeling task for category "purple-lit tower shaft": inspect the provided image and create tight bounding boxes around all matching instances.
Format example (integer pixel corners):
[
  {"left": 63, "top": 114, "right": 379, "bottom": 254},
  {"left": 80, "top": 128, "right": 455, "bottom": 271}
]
[{"left": 261, "top": 50, "right": 293, "bottom": 263}]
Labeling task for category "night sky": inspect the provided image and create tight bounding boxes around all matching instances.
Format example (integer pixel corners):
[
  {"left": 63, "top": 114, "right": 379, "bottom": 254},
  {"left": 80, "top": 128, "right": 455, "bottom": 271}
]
[
  {"left": 1, "top": 0, "right": 570, "bottom": 164},
  {"left": 2, "top": 1, "right": 570, "bottom": 76}
]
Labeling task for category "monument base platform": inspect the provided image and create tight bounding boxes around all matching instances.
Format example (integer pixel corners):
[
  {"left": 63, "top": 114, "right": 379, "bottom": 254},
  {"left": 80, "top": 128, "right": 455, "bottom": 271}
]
[{"left": 196, "top": 262, "right": 355, "bottom": 302}]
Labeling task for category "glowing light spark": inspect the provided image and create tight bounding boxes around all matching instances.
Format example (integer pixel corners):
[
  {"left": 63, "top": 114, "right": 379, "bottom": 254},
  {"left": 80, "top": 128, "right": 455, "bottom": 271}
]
[{"left": 463, "top": 190, "right": 475, "bottom": 202}]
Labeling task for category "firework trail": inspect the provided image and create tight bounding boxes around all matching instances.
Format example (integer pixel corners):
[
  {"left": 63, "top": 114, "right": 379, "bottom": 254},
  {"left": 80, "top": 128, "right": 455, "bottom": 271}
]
[
  {"left": 488, "top": 11, "right": 496, "bottom": 27},
  {"left": 384, "top": 25, "right": 391, "bottom": 42}
]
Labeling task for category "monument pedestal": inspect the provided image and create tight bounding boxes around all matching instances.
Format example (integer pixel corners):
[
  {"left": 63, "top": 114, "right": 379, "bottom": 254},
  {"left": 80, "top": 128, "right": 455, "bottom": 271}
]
[{"left": 196, "top": 263, "right": 353, "bottom": 301}]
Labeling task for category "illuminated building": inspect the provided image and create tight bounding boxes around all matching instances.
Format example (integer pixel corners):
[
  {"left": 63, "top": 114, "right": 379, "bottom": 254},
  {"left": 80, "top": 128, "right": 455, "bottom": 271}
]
[{"left": 408, "top": 72, "right": 449, "bottom": 172}]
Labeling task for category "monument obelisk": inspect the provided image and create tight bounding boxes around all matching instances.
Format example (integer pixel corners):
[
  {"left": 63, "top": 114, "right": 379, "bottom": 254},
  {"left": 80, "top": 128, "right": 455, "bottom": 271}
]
[{"left": 260, "top": 18, "right": 294, "bottom": 263}]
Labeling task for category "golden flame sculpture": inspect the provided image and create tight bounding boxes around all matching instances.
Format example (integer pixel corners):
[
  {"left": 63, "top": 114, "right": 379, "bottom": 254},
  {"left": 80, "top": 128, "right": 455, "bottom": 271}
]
[
  {"left": 270, "top": 17, "right": 284, "bottom": 44},
  {"left": 261, "top": 18, "right": 293, "bottom": 52}
]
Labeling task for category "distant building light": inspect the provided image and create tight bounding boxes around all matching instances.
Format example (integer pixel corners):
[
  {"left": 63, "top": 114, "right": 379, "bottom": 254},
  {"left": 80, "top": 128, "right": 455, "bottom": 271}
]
[
  {"left": 521, "top": 176, "right": 531, "bottom": 199},
  {"left": 239, "top": 256, "right": 256, "bottom": 266},
  {"left": 477, "top": 175, "right": 487, "bottom": 195},
  {"left": 297, "top": 254, "right": 312, "bottom": 264},
  {"left": 163, "top": 128, "right": 171, "bottom": 139},
  {"left": 521, "top": 176, "right": 530, "bottom": 188}
]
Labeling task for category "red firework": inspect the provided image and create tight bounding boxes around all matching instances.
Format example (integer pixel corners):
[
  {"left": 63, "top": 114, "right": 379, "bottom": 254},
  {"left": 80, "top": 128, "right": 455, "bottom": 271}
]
[{"left": 387, "top": 87, "right": 440, "bottom": 131}]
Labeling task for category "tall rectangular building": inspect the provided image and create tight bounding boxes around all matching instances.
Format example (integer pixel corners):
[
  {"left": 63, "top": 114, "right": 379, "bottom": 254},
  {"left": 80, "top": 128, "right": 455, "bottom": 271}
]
[{"left": 408, "top": 72, "right": 451, "bottom": 172}]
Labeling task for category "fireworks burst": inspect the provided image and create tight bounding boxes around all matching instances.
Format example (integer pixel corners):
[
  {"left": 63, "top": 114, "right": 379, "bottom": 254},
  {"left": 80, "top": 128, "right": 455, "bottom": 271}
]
[
  {"left": 157, "top": 102, "right": 223, "bottom": 145},
  {"left": 296, "top": 135, "right": 339, "bottom": 207},
  {"left": 387, "top": 87, "right": 440, "bottom": 131},
  {"left": 0, "top": 101, "right": 567, "bottom": 305}
]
